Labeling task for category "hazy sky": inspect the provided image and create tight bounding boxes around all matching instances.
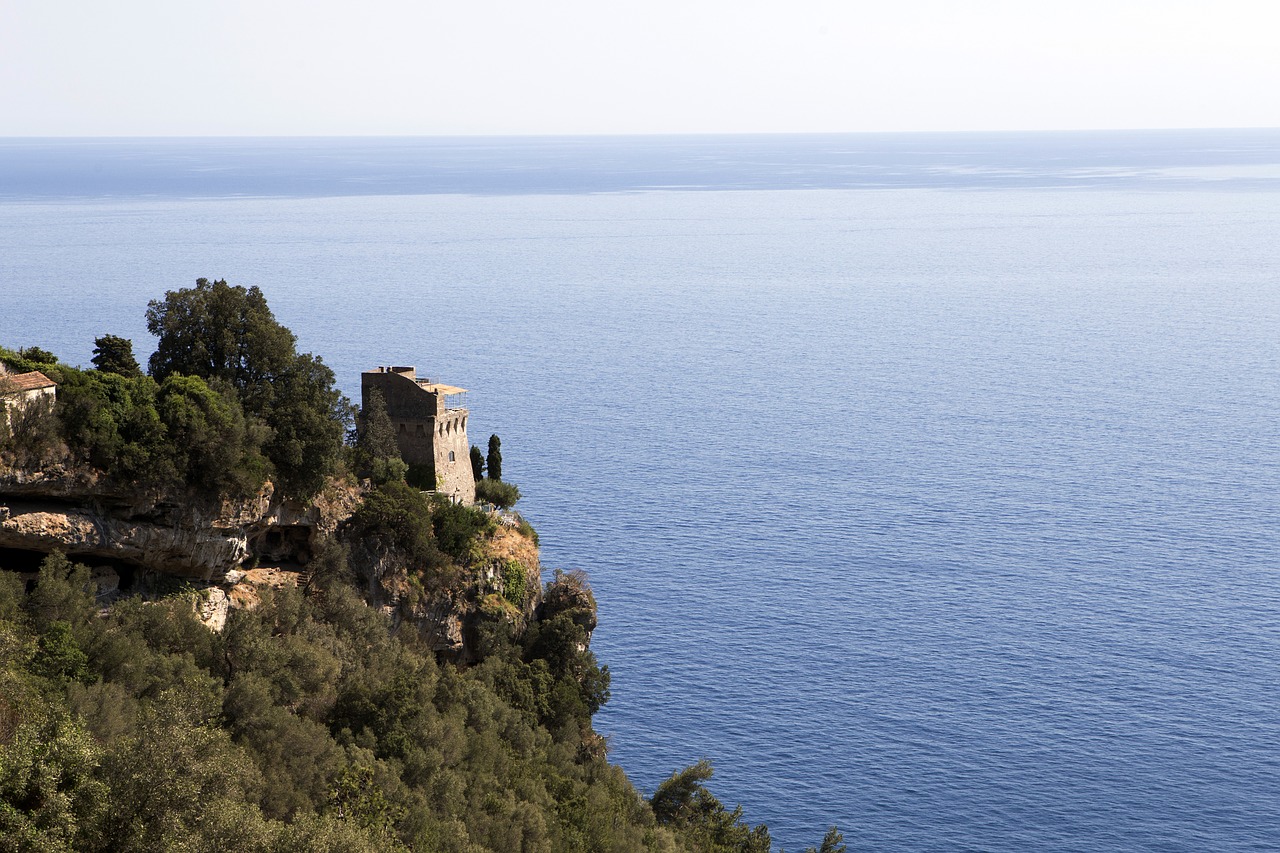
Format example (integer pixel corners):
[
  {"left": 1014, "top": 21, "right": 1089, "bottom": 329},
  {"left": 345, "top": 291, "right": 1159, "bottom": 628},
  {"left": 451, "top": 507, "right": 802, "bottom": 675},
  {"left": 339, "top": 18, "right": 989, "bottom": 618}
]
[{"left": 2, "top": 0, "right": 1276, "bottom": 135}]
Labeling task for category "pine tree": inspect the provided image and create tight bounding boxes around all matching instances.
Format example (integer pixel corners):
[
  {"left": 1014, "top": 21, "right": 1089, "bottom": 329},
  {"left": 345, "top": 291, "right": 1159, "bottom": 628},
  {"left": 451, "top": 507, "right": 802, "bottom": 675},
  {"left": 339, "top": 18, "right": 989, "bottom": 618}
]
[{"left": 91, "top": 334, "right": 142, "bottom": 377}]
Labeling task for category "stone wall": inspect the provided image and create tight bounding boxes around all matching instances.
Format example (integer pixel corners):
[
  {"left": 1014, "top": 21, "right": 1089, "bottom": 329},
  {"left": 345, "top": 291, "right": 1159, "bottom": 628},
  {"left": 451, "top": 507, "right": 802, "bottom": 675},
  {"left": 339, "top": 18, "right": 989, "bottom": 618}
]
[
  {"left": 361, "top": 367, "right": 475, "bottom": 503},
  {"left": 432, "top": 409, "right": 473, "bottom": 502}
]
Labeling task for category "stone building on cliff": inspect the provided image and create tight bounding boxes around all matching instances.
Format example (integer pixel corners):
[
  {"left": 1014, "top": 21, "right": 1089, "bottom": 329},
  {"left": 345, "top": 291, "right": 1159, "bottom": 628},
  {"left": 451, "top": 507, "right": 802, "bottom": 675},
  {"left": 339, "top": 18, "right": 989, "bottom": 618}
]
[
  {"left": 361, "top": 366, "right": 475, "bottom": 503},
  {"left": 0, "top": 367, "right": 57, "bottom": 430}
]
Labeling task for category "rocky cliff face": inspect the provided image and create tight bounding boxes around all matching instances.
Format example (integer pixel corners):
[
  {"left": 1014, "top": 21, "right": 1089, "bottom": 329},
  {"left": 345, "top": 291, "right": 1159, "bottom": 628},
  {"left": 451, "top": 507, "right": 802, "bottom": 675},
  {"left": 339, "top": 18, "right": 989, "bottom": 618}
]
[
  {"left": 0, "top": 461, "right": 553, "bottom": 664},
  {"left": 350, "top": 520, "right": 543, "bottom": 661},
  {"left": 0, "top": 463, "right": 357, "bottom": 582}
]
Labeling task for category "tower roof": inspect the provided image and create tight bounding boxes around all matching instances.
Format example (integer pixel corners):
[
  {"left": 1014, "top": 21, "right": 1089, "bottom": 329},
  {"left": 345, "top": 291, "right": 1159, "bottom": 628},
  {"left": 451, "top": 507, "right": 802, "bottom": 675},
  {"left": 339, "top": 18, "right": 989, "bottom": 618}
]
[{"left": 416, "top": 381, "right": 467, "bottom": 395}]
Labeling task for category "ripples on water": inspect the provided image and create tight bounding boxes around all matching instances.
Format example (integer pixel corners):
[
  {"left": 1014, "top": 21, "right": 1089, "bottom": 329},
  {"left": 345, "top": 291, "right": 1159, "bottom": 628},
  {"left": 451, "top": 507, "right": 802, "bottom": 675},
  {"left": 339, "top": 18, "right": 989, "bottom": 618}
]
[{"left": 1, "top": 133, "right": 1278, "bottom": 851}]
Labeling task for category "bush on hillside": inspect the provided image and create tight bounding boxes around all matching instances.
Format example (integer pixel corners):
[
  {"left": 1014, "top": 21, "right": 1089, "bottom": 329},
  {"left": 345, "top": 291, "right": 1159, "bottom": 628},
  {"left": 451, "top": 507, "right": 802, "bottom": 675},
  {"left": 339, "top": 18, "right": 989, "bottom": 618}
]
[{"left": 475, "top": 477, "right": 520, "bottom": 509}]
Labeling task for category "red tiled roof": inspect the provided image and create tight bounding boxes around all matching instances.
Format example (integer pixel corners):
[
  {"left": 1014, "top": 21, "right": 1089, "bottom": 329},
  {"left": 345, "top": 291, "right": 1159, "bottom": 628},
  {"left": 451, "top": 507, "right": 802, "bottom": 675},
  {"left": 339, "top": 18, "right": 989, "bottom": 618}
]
[{"left": 0, "top": 370, "right": 57, "bottom": 393}]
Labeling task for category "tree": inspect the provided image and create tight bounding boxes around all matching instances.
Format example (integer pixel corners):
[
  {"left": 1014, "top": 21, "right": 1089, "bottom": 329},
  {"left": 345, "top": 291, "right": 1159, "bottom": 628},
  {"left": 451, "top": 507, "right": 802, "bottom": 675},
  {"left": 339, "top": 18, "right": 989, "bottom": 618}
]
[
  {"left": 264, "top": 353, "right": 349, "bottom": 498},
  {"left": 2, "top": 392, "right": 60, "bottom": 468},
  {"left": 146, "top": 279, "right": 296, "bottom": 411},
  {"left": 17, "top": 346, "right": 57, "bottom": 365},
  {"left": 469, "top": 445, "right": 484, "bottom": 482},
  {"left": 651, "top": 760, "right": 715, "bottom": 826},
  {"left": 0, "top": 711, "right": 108, "bottom": 850},
  {"left": 486, "top": 434, "right": 502, "bottom": 482},
  {"left": 91, "top": 335, "right": 142, "bottom": 377},
  {"left": 156, "top": 373, "right": 269, "bottom": 497},
  {"left": 145, "top": 279, "right": 349, "bottom": 499},
  {"left": 805, "top": 827, "right": 848, "bottom": 853},
  {"left": 54, "top": 370, "right": 175, "bottom": 488},
  {"left": 650, "top": 760, "right": 771, "bottom": 853},
  {"left": 356, "top": 388, "right": 405, "bottom": 484}
]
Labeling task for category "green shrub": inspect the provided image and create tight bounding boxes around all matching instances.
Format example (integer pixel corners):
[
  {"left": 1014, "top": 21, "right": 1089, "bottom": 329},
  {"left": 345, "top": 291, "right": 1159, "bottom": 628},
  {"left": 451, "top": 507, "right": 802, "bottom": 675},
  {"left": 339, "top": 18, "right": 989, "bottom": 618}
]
[
  {"left": 429, "top": 499, "right": 495, "bottom": 565},
  {"left": 516, "top": 517, "right": 539, "bottom": 546},
  {"left": 404, "top": 463, "right": 434, "bottom": 491},
  {"left": 501, "top": 560, "right": 528, "bottom": 608},
  {"left": 475, "top": 478, "right": 521, "bottom": 509},
  {"left": 55, "top": 369, "right": 175, "bottom": 487},
  {"left": 349, "top": 482, "right": 438, "bottom": 566},
  {"left": 2, "top": 393, "right": 60, "bottom": 468}
]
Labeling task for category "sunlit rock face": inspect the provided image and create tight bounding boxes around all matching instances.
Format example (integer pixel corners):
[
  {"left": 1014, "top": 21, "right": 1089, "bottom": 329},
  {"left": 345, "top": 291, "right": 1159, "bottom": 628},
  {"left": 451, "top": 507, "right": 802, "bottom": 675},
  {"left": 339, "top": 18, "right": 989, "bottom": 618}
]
[{"left": 0, "top": 462, "right": 559, "bottom": 664}]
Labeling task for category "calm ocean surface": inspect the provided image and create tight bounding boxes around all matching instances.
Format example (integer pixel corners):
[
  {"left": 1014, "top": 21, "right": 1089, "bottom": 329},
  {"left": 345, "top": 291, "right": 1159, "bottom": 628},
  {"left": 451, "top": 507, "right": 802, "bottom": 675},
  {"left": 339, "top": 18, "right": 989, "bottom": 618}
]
[{"left": 2, "top": 132, "right": 1278, "bottom": 851}]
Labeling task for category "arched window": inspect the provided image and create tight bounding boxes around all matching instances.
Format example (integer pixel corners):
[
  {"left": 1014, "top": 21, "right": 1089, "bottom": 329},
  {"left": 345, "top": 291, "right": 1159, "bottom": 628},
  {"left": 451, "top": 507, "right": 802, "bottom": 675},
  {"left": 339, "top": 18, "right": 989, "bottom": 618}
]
[{"left": 448, "top": 450, "right": 456, "bottom": 462}]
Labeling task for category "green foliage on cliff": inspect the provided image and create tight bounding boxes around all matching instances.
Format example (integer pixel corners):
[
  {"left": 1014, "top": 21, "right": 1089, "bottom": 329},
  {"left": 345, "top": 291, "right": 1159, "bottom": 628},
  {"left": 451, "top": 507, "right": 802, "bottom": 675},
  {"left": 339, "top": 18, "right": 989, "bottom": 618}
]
[
  {"left": 651, "top": 761, "right": 771, "bottom": 853},
  {"left": 474, "top": 477, "right": 521, "bottom": 509},
  {"left": 0, "top": 548, "right": 816, "bottom": 853},
  {"left": 0, "top": 551, "right": 769, "bottom": 852},
  {"left": 2, "top": 280, "right": 349, "bottom": 500},
  {"left": 155, "top": 373, "right": 272, "bottom": 498},
  {"left": 91, "top": 335, "right": 142, "bottom": 378},
  {"left": 429, "top": 498, "right": 496, "bottom": 564},
  {"left": 146, "top": 278, "right": 350, "bottom": 499},
  {"left": 501, "top": 559, "right": 527, "bottom": 608},
  {"left": 349, "top": 482, "right": 442, "bottom": 568},
  {"left": 55, "top": 368, "right": 172, "bottom": 486},
  {"left": 355, "top": 387, "right": 406, "bottom": 485},
  {"left": 0, "top": 349, "right": 271, "bottom": 499}
]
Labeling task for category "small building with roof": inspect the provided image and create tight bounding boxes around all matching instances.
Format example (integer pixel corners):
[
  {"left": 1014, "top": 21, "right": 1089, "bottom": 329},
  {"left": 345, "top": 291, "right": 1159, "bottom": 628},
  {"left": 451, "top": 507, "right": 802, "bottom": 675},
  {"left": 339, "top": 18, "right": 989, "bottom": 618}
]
[{"left": 0, "top": 368, "right": 57, "bottom": 429}]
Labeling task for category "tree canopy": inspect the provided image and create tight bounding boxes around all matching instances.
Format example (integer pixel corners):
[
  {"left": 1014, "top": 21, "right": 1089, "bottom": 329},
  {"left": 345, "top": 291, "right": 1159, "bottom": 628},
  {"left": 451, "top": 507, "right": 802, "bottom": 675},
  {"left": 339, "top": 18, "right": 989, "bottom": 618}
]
[
  {"left": 91, "top": 335, "right": 142, "bottom": 378},
  {"left": 145, "top": 279, "right": 349, "bottom": 498},
  {"left": 146, "top": 279, "right": 297, "bottom": 410},
  {"left": 355, "top": 388, "right": 405, "bottom": 485}
]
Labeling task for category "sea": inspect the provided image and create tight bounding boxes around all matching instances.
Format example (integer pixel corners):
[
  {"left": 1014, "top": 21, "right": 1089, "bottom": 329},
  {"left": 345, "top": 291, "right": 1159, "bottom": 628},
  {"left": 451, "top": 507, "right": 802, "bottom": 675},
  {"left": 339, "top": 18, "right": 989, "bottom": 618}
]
[{"left": 2, "top": 131, "right": 1278, "bottom": 852}]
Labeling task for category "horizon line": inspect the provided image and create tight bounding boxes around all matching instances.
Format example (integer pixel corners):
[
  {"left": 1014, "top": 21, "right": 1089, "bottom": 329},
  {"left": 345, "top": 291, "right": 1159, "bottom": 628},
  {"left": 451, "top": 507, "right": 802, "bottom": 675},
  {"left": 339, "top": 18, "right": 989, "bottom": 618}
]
[{"left": 3, "top": 126, "right": 1280, "bottom": 142}]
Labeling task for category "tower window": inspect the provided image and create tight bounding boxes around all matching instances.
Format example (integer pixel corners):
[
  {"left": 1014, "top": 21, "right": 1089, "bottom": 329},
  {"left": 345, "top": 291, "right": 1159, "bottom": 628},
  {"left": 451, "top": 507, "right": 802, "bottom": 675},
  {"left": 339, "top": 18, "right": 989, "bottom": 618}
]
[{"left": 448, "top": 451, "right": 456, "bottom": 462}]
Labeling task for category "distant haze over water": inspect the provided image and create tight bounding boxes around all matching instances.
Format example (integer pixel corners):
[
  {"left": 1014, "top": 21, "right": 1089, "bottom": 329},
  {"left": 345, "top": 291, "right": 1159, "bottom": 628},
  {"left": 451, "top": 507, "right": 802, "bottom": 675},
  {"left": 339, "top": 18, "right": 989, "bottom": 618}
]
[
  {"left": 2, "top": 131, "right": 1279, "bottom": 851},
  {"left": 3, "top": 129, "right": 1280, "bottom": 198}
]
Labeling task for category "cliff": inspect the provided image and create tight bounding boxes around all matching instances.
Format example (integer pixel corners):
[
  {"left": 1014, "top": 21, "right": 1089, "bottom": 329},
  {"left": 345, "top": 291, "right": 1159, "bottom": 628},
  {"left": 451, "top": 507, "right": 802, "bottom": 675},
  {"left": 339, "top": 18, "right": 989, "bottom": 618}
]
[{"left": 0, "top": 460, "right": 546, "bottom": 662}]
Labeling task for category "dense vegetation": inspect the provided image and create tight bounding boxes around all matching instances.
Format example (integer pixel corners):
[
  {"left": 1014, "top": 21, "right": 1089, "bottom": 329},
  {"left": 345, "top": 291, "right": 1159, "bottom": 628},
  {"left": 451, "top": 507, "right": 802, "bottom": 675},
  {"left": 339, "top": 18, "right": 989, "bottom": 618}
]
[
  {"left": 1, "top": 281, "right": 844, "bottom": 852},
  {"left": 0, "top": 278, "right": 347, "bottom": 500},
  {"left": 0, "top": 551, "right": 848, "bottom": 853}
]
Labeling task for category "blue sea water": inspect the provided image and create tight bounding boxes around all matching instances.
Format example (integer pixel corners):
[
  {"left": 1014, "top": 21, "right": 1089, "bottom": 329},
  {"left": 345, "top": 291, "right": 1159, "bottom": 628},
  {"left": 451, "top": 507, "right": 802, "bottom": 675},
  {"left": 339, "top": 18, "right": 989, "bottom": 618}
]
[{"left": 2, "top": 132, "right": 1279, "bottom": 851}]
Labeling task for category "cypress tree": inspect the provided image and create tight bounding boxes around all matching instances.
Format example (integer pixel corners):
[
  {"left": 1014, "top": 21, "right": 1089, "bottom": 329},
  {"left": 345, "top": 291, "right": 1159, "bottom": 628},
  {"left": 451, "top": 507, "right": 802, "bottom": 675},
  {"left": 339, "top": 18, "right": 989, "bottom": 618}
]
[
  {"left": 469, "top": 445, "right": 485, "bottom": 481},
  {"left": 486, "top": 434, "right": 502, "bottom": 482},
  {"left": 358, "top": 388, "right": 404, "bottom": 483}
]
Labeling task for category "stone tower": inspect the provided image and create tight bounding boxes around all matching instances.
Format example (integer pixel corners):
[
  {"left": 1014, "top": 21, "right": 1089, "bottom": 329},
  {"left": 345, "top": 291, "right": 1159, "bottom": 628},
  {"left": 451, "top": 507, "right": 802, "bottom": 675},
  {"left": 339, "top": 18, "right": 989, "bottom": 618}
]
[{"left": 361, "top": 366, "right": 475, "bottom": 503}]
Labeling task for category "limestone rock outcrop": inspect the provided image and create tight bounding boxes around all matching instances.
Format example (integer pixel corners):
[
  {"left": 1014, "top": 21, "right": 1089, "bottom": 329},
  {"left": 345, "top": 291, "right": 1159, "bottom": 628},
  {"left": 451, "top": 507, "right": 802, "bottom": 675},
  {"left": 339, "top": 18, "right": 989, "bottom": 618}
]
[
  {"left": 0, "top": 466, "right": 358, "bottom": 581},
  {"left": 0, "top": 462, "right": 562, "bottom": 663}
]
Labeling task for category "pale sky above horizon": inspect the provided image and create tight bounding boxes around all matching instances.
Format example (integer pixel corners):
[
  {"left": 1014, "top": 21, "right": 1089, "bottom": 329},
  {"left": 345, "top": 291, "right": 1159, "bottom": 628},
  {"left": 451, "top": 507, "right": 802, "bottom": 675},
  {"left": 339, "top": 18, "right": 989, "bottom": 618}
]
[{"left": 1, "top": 0, "right": 1277, "bottom": 136}]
